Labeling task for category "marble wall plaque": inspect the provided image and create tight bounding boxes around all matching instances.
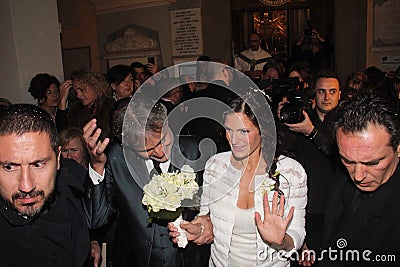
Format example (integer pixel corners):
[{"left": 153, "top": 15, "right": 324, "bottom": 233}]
[{"left": 170, "top": 8, "right": 203, "bottom": 57}]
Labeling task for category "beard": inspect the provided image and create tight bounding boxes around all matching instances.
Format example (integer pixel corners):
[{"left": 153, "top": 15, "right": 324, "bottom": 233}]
[{"left": 5, "top": 185, "right": 56, "bottom": 218}]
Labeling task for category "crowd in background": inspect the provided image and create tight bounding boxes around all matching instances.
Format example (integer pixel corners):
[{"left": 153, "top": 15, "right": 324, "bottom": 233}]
[{"left": 1, "top": 27, "right": 400, "bottom": 267}]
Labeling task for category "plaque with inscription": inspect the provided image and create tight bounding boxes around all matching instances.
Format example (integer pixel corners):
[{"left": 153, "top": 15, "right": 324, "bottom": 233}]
[
  {"left": 170, "top": 8, "right": 203, "bottom": 57},
  {"left": 374, "top": 0, "right": 400, "bottom": 46}
]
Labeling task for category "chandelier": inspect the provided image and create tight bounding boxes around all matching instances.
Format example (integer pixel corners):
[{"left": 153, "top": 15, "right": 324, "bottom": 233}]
[{"left": 258, "top": 0, "right": 289, "bottom": 6}]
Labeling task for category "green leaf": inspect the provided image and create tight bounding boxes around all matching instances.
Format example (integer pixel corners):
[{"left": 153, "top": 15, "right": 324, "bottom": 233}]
[{"left": 148, "top": 207, "right": 184, "bottom": 222}]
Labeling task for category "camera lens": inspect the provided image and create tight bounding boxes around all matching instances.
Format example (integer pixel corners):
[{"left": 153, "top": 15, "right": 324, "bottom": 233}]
[{"left": 280, "top": 103, "right": 305, "bottom": 124}]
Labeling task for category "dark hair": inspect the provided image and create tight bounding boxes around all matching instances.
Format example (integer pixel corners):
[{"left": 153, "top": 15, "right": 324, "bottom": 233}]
[
  {"left": 107, "top": 65, "right": 131, "bottom": 85},
  {"left": 365, "top": 66, "right": 391, "bottom": 97},
  {"left": 395, "top": 65, "right": 400, "bottom": 80},
  {"left": 0, "top": 104, "right": 58, "bottom": 153},
  {"left": 343, "top": 71, "right": 371, "bottom": 99},
  {"left": 312, "top": 69, "right": 341, "bottom": 90},
  {"left": 249, "top": 32, "right": 261, "bottom": 40},
  {"left": 392, "top": 79, "right": 400, "bottom": 99},
  {"left": 288, "top": 62, "right": 314, "bottom": 86},
  {"left": 224, "top": 97, "right": 260, "bottom": 130},
  {"left": 197, "top": 55, "right": 211, "bottom": 62},
  {"left": 262, "top": 60, "right": 285, "bottom": 78},
  {"left": 365, "top": 66, "right": 385, "bottom": 85},
  {"left": 224, "top": 96, "right": 281, "bottom": 191},
  {"left": 130, "top": 61, "right": 145, "bottom": 70},
  {"left": 335, "top": 94, "right": 400, "bottom": 150},
  {"left": 28, "top": 73, "right": 60, "bottom": 103},
  {"left": 0, "top": 98, "right": 12, "bottom": 107}
]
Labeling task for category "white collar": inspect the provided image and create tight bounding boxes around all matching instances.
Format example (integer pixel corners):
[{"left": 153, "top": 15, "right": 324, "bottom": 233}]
[
  {"left": 145, "top": 159, "right": 171, "bottom": 174},
  {"left": 248, "top": 47, "right": 263, "bottom": 55}
]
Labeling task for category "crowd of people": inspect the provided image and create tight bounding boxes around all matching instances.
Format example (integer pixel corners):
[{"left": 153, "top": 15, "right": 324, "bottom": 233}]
[{"left": 1, "top": 29, "right": 400, "bottom": 267}]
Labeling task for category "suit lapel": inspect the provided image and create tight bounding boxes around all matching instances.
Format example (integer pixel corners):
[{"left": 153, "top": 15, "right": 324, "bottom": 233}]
[
  {"left": 123, "top": 144, "right": 151, "bottom": 189},
  {"left": 168, "top": 136, "right": 185, "bottom": 172}
]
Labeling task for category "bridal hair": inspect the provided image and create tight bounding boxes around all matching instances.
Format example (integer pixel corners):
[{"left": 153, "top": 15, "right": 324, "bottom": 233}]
[{"left": 223, "top": 95, "right": 284, "bottom": 194}]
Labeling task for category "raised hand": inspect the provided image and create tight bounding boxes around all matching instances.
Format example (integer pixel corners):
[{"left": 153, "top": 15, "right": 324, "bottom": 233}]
[
  {"left": 146, "top": 63, "right": 159, "bottom": 75},
  {"left": 255, "top": 191, "right": 294, "bottom": 249},
  {"left": 59, "top": 79, "right": 72, "bottom": 110},
  {"left": 82, "top": 119, "right": 109, "bottom": 174}
]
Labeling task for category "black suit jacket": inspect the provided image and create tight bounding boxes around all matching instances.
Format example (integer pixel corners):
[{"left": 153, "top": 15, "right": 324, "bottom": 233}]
[
  {"left": 84, "top": 136, "right": 210, "bottom": 267},
  {"left": 320, "top": 165, "right": 400, "bottom": 266},
  {"left": 0, "top": 159, "right": 90, "bottom": 267},
  {"left": 185, "top": 80, "right": 237, "bottom": 152}
]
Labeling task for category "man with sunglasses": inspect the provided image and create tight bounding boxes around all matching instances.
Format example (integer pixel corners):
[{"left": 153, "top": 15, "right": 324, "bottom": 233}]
[
  {"left": 82, "top": 96, "right": 210, "bottom": 267},
  {"left": 234, "top": 32, "right": 272, "bottom": 81}
]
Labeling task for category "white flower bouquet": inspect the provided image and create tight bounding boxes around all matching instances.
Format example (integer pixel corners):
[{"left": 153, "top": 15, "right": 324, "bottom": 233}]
[{"left": 142, "top": 165, "right": 199, "bottom": 247}]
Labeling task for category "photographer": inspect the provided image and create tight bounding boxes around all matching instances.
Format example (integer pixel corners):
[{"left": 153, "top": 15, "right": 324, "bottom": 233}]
[
  {"left": 277, "top": 70, "right": 341, "bottom": 266},
  {"left": 290, "top": 27, "right": 334, "bottom": 73},
  {"left": 288, "top": 62, "right": 314, "bottom": 92}
]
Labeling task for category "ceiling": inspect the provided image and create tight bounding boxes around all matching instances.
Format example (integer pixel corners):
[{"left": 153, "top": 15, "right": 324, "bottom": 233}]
[{"left": 87, "top": 0, "right": 176, "bottom": 13}]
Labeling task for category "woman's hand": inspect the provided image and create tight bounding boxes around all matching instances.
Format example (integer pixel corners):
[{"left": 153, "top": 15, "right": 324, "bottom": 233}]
[
  {"left": 255, "top": 191, "right": 294, "bottom": 250},
  {"left": 59, "top": 79, "right": 72, "bottom": 110},
  {"left": 168, "top": 215, "right": 214, "bottom": 245},
  {"left": 191, "top": 215, "right": 214, "bottom": 245}
]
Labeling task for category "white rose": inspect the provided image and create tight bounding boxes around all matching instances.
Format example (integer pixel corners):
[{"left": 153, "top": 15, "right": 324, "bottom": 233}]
[{"left": 181, "top": 165, "right": 194, "bottom": 173}]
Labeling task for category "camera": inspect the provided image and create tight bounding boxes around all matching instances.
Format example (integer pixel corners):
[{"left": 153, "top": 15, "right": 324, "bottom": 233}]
[
  {"left": 259, "top": 77, "right": 313, "bottom": 124},
  {"left": 280, "top": 99, "right": 308, "bottom": 124}
]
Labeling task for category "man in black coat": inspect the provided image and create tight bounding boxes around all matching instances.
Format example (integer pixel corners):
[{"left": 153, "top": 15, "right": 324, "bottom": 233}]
[
  {"left": 186, "top": 62, "right": 237, "bottom": 152},
  {"left": 83, "top": 98, "right": 211, "bottom": 267},
  {"left": 0, "top": 104, "right": 90, "bottom": 267},
  {"left": 320, "top": 95, "right": 400, "bottom": 266},
  {"left": 278, "top": 70, "right": 341, "bottom": 265}
]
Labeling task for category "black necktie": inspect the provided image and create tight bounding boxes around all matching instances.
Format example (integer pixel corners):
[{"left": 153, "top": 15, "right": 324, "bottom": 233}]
[{"left": 150, "top": 160, "right": 162, "bottom": 177}]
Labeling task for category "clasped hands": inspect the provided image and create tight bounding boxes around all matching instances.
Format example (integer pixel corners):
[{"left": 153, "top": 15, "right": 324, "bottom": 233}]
[{"left": 168, "top": 215, "right": 214, "bottom": 245}]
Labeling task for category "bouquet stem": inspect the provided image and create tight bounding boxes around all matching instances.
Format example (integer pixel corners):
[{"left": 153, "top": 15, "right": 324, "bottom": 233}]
[{"left": 172, "top": 214, "right": 188, "bottom": 248}]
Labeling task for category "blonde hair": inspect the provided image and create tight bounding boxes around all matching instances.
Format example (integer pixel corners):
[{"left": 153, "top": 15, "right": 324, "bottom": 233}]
[{"left": 71, "top": 69, "right": 112, "bottom": 99}]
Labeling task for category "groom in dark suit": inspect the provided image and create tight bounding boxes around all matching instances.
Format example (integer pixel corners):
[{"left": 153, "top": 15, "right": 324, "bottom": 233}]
[
  {"left": 320, "top": 94, "right": 400, "bottom": 266},
  {"left": 83, "top": 97, "right": 211, "bottom": 267}
]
